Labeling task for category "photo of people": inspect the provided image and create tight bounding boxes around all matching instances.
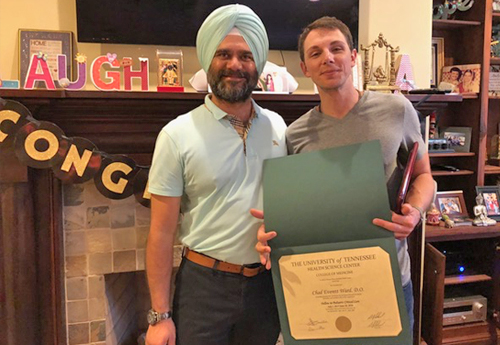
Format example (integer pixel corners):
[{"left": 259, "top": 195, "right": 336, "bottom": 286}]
[
  {"left": 443, "top": 132, "right": 466, "bottom": 147},
  {"left": 441, "top": 127, "right": 471, "bottom": 153},
  {"left": 482, "top": 192, "right": 500, "bottom": 215},
  {"left": 438, "top": 197, "right": 462, "bottom": 215},
  {"left": 441, "top": 64, "right": 481, "bottom": 94}
]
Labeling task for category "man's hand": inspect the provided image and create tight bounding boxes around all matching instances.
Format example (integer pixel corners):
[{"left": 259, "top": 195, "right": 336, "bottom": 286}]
[
  {"left": 372, "top": 203, "right": 421, "bottom": 240},
  {"left": 146, "top": 318, "right": 176, "bottom": 345},
  {"left": 250, "top": 208, "right": 277, "bottom": 270}
]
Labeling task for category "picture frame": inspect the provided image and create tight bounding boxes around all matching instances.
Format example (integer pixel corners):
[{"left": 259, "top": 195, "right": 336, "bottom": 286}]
[
  {"left": 441, "top": 126, "right": 472, "bottom": 153},
  {"left": 441, "top": 64, "right": 481, "bottom": 94},
  {"left": 156, "top": 49, "right": 183, "bottom": 87},
  {"left": 431, "top": 37, "right": 444, "bottom": 88},
  {"left": 19, "top": 29, "right": 73, "bottom": 88},
  {"left": 475, "top": 186, "right": 500, "bottom": 220},
  {"left": 435, "top": 190, "right": 469, "bottom": 218}
]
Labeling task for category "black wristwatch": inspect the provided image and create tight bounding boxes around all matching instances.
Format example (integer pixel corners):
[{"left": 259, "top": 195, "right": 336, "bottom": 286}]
[{"left": 147, "top": 308, "right": 172, "bottom": 325}]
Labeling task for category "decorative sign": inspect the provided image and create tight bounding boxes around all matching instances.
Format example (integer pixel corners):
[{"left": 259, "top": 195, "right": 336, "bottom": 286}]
[
  {"left": 24, "top": 53, "right": 150, "bottom": 91},
  {"left": 24, "top": 54, "right": 56, "bottom": 89},
  {"left": 19, "top": 29, "right": 72, "bottom": 89},
  {"left": 58, "top": 54, "right": 87, "bottom": 90},
  {"left": 0, "top": 98, "right": 151, "bottom": 207},
  {"left": 433, "top": 0, "right": 474, "bottom": 20},
  {"left": 123, "top": 57, "right": 149, "bottom": 91}
]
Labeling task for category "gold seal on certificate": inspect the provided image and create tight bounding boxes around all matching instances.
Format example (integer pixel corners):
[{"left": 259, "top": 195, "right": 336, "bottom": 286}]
[{"left": 279, "top": 246, "right": 401, "bottom": 340}]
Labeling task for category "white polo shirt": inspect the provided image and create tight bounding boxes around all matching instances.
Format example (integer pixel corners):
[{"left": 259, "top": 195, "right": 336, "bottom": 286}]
[{"left": 149, "top": 95, "right": 287, "bottom": 264}]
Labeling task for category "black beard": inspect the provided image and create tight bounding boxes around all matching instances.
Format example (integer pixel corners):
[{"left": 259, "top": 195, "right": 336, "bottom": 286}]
[{"left": 207, "top": 67, "right": 259, "bottom": 103}]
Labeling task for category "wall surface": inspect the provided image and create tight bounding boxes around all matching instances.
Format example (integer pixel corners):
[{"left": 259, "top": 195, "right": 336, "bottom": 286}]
[{"left": 0, "top": 0, "right": 432, "bottom": 93}]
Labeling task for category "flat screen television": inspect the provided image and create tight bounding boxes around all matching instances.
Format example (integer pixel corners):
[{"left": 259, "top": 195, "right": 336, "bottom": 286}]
[{"left": 76, "top": 0, "right": 359, "bottom": 51}]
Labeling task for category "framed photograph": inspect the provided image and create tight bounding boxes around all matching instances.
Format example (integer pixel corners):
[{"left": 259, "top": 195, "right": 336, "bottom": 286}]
[
  {"left": 19, "top": 29, "right": 73, "bottom": 88},
  {"left": 441, "top": 126, "right": 472, "bottom": 153},
  {"left": 431, "top": 37, "right": 444, "bottom": 88},
  {"left": 156, "top": 49, "right": 183, "bottom": 87},
  {"left": 435, "top": 190, "right": 469, "bottom": 218},
  {"left": 475, "top": 186, "right": 500, "bottom": 220},
  {"left": 441, "top": 64, "right": 481, "bottom": 94}
]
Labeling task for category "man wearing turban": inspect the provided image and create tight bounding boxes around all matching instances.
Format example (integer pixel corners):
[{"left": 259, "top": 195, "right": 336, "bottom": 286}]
[{"left": 146, "top": 4, "right": 286, "bottom": 345}]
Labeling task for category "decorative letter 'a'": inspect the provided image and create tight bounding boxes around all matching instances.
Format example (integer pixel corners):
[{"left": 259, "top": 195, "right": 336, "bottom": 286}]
[{"left": 24, "top": 54, "right": 56, "bottom": 89}]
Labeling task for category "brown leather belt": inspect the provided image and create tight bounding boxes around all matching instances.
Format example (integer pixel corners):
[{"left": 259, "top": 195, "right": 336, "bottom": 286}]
[{"left": 183, "top": 248, "right": 266, "bottom": 277}]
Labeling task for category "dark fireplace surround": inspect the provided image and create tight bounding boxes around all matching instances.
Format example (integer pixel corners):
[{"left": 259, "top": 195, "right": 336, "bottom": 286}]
[{"left": 0, "top": 89, "right": 318, "bottom": 345}]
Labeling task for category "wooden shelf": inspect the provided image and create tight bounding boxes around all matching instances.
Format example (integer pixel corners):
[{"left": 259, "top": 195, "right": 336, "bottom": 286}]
[
  {"left": 433, "top": 19, "right": 482, "bottom": 29},
  {"left": 444, "top": 274, "right": 492, "bottom": 285},
  {"left": 484, "top": 164, "right": 500, "bottom": 174},
  {"left": 429, "top": 152, "right": 475, "bottom": 158},
  {"left": 461, "top": 93, "right": 479, "bottom": 99},
  {"left": 491, "top": 57, "right": 500, "bottom": 65},
  {"left": 432, "top": 170, "right": 474, "bottom": 176},
  {"left": 425, "top": 7, "right": 500, "bottom": 345},
  {"left": 441, "top": 321, "right": 500, "bottom": 344},
  {"left": 405, "top": 93, "right": 463, "bottom": 103},
  {"left": 426, "top": 224, "right": 500, "bottom": 242}
]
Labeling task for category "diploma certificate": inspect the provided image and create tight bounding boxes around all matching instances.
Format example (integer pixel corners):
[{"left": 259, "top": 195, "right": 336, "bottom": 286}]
[
  {"left": 263, "top": 141, "right": 412, "bottom": 345},
  {"left": 279, "top": 247, "right": 401, "bottom": 340}
]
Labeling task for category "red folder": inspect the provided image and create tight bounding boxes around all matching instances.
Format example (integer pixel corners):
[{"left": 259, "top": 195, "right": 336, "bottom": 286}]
[{"left": 395, "top": 142, "right": 419, "bottom": 214}]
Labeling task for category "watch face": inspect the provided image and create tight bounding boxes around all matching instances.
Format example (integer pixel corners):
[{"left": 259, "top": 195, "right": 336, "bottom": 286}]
[{"left": 147, "top": 310, "right": 157, "bottom": 325}]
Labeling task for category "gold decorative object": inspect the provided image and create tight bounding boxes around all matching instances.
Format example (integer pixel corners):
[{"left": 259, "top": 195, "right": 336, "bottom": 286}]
[{"left": 360, "top": 33, "right": 400, "bottom": 92}]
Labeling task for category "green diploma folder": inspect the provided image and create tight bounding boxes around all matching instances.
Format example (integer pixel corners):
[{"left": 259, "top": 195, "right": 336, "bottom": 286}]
[{"left": 263, "top": 140, "right": 411, "bottom": 345}]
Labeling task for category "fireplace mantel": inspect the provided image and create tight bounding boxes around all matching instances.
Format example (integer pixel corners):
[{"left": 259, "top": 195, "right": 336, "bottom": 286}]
[{"left": 0, "top": 90, "right": 320, "bottom": 165}]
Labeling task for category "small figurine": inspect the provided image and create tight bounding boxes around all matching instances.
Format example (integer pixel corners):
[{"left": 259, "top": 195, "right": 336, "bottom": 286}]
[
  {"left": 373, "top": 65, "right": 387, "bottom": 83},
  {"left": 473, "top": 193, "right": 497, "bottom": 226},
  {"left": 441, "top": 213, "right": 455, "bottom": 228},
  {"left": 58, "top": 78, "right": 70, "bottom": 88},
  {"left": 426, "top": 203, "right": 441, "bottom": 225}
]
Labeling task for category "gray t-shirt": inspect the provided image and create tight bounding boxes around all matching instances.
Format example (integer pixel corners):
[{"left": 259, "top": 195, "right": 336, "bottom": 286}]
[{"left": 286, "top": 90, "right": 426, "bottom": 286}]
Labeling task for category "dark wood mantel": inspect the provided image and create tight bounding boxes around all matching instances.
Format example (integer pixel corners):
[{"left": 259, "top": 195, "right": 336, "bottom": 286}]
[{"left": 0, "top": 90, "right": 321, "bottom": 165}]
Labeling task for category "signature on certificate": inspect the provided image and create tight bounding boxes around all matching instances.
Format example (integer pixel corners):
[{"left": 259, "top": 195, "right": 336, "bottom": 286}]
[
  {"left": 368, "top": 312, "right": 387, "bottom": 329},
  {"left": 305, "top": 318, "right": 327, "bottom": 331}
]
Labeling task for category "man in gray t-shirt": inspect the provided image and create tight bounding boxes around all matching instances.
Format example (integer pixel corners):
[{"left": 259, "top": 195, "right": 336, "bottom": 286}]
[{"left": 255, "top": 16, "right": 435, "bottom": 335}]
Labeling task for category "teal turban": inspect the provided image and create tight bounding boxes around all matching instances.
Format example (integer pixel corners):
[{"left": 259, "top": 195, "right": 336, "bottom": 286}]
[{"left": 196, "top": 4, "right": 269, "bottom": 76}]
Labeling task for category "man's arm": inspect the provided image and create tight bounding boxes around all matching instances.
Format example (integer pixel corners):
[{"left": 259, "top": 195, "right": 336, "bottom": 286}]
[
  {"left": 373, "top": 152, "right": 435, "bottom": 240},
  {"left": 405, "top": 152, "right": 435, "bottom": 212},
  {"left": 145, "top": 194, "right": 181, "bottom": 345}
]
